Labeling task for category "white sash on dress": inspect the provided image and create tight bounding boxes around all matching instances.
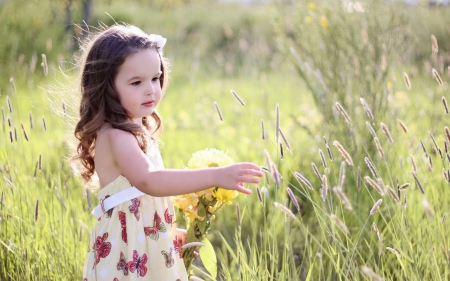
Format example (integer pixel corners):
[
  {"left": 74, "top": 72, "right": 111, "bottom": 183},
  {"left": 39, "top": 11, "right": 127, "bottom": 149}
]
[{"left": 91, "top": 186, "right": 144, "bottom": 219}]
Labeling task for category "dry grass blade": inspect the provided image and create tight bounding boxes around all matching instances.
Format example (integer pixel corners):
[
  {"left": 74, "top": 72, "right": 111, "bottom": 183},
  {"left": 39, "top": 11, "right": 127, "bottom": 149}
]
[
  {"left": 335, "top": 102, "right": 352, "bottom": 124},
  {"left": 403, "top": 72, "right": 411, "bottom": 90},
  {"left": 214, "top": 102, "right": 223, "bottom": 121},
  {"left": 432, "top": 68, "right": 443, "bottom": 85},
  {"left": 338, "top": 161, "right": 346, "bottom": 188},
  {"left": 333, "top": 140, "right": 353, "bottom": 165},
  {"left": 321, "top": 174, "right": 328, "bottom": 202}
]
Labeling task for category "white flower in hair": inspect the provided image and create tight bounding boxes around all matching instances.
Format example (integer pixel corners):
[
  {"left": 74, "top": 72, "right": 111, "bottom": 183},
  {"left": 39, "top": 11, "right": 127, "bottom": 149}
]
[{"left": 149, "top": 34, "right": 167, "bottom": 53}]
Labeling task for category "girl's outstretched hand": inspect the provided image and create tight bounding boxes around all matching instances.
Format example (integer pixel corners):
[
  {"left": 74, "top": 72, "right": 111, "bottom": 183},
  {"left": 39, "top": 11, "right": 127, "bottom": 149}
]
[{"left": 218, "top": 162, "right": 263, "bottom": 194}]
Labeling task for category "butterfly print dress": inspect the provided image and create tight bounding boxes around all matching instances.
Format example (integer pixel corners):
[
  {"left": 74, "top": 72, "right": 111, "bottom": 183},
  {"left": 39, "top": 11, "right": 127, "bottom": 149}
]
[{"left": 83, "top": 141, "right": 188, "bottom": 281}]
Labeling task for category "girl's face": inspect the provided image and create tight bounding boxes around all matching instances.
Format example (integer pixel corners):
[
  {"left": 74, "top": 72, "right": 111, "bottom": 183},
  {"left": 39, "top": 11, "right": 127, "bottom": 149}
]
[{"left": 114, "top": 49, "right": 162, "bottom": 125}]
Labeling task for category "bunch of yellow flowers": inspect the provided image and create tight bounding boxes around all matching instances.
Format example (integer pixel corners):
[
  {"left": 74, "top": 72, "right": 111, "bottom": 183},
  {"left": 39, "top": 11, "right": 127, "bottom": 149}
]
[{"left": 174, "top": 148, "right": 239, "bottom": 278}]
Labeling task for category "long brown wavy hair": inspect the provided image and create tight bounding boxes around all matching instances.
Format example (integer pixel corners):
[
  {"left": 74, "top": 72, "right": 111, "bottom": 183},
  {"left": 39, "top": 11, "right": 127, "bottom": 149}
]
[{"left": 73, "top": 24, "right": 169, "bottom": 184}]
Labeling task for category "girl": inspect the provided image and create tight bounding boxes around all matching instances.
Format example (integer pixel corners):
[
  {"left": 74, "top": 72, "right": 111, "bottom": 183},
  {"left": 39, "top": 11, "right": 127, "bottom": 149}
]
[{"left": 74, "top": 24, "right": 263, "bottom": 280}]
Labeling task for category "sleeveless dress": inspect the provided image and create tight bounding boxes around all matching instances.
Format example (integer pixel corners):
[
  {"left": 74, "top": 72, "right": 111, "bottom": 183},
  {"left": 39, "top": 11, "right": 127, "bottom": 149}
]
[{"left": 82, "top": 141, "right": 188, "bottom": 281}]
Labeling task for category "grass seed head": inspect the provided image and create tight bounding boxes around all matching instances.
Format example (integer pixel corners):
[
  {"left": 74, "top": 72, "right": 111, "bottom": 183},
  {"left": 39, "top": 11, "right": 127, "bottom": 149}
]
[
  {"left": 6, "top": 96, "right": 12, "bottom": 113},
  {"left": 275, "top": 103, "right": 280, "bottom": 144},
  {"left": 230, "top": 89, "right": 245, "bottom": 106},
  {"left": 431, "top": 34, "right": 439, "bottom": 54},
  {"left": 20, "top": 122, "right": 29, "bottom": 141},
  {"left": 330, "top": 214, "right": 350, "bottom": 234},
  {"left": 374, "top": 137, "right": 384, "bottom": 157},
  {"left": 261, "top": 119, "right": 265, "bottom": 140},
  {"left": 294, "top": 172, "right": 314, "bottom": 190},
  {"left": 403, "top": 72, "right": 411, "bottom": 90},
  {"left": 397, "top": 119, "right": 408, "bottom": 133},
  {"left": 370, "top": 199, "right": 383, "bottom": 215},
  {"left": 380, "top": 122, "right": 393, "bottom": 143},
  {"left": 273, "top": 202, "right": 296, "bottom": 220},
  {"left": 360, "top": 98, "right": 374, "bottom": 120},
  {"left": 442, "top": 97, "right": 449, "bottom": 114},
  {"left": 256, "top": 186, "right": 263, "bottom": 203},
  {"left": 41, "top": 54, "right": 48, "bottom": 76},
  {"left": 214, "top": 101, "right": 223, "bottom": 121},
  {"left": 286, "top": 187, "right": 300, "bottom": 211},
  {"left": 10, "top": 77, "right": 16, "bottom": 94},
  {"left": 333, "top": 140, "right": 353, "bottom": 165},
  {"left": 279, "top": 128, "right": 292, "bottom": 154},
  {"left": 335, "top": 102, "right": 352, "bottom": 124},
  {"left": 432, "top": 68, "right": 443, "bottom": 85}
]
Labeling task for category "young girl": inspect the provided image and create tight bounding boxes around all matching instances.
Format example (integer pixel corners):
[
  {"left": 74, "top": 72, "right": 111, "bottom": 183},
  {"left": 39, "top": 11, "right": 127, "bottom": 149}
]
[{"left": 74, "top": 24, "right": 263, "bottom": 280}]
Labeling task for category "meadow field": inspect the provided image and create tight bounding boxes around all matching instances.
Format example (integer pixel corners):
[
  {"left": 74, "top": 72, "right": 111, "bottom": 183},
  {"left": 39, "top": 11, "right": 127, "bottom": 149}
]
[{"left": 1, "top": 0, "right": 450, "bottom": 280}]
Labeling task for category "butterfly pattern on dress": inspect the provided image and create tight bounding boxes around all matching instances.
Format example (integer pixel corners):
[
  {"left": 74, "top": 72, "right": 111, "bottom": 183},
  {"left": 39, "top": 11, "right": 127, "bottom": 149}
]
[
  {"left": 118, "top": 211, "right": 128, "bottom": 244},
  {"left": 161, "top": 247, "right": 175, "bottom": 268},
  {"left": 164, "top": 208, "right": 173, "bottom": 225},
  {"left": 128, "top": 250, "right": 148, "bottom": 277},
  {"left": 143, "top": 211, "right": 167, "bottom": 241},
  {"left": 116, "top": 251, "right": 129, "bottom": 276},
  {"left": 173, "top": 235, "right": 182, "bottom": 258},
  {"left": 128, "top": 198, "right": 141, "bottom": 221},
  {"left": 92, "top": 232, "right": 112, "bottom": 268}
]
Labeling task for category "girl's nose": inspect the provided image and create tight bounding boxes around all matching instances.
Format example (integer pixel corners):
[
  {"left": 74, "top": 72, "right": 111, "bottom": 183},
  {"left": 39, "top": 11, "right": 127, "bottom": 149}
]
[{"left": 146, "top": 83, "right": 155, "bottom": 95}]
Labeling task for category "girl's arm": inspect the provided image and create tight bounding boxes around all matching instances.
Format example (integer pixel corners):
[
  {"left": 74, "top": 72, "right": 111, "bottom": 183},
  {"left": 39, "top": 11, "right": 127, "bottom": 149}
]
[{"left": 108, "top": 129, "right": 263, "bottom": 197}]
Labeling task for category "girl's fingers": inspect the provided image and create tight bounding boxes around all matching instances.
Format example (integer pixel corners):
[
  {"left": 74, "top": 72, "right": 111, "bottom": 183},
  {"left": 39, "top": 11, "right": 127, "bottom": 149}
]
[
  {"left": 239, "top": 162, "right": 262, "bottom": 170},
  {"left": 240, "top": 169, "right": 264, "bottom": 177},
  {"left": 239, "top": 176, "right": 260, "bottom": 184},
  {"left": 236, "top": 184, "right": 252, "bottom": 194}
]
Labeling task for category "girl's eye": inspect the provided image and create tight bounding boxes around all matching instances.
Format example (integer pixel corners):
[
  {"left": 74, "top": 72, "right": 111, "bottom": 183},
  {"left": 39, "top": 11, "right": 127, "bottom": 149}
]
[
  {"left": 152, "top": 77, "right": 160, "bottom": 82},
  {"left": 131, "top": 81, "right": 141, "bottom": 86}
]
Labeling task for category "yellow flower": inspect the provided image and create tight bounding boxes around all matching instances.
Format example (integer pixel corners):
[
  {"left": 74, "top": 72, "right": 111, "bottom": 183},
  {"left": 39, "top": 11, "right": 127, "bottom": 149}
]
[
  {"left": 320, "top": 16, "right": 328, "bottom": 29},
  {"left": 187, "top": 148, "right": 234, "bottom": 169},
  {"left": 186, "top": 208, "right": 204, "bottom": 221},
  {"left": 305, "top": 16, "right": 313, "bottom": 24},
  {"left": 213, "top": 188, "right": 238, "bottom": 204},
  {"left": 173, "top": 194, "right": 199, "bottom": 211},
  {"left": 195, "top": 187, "right": 215, "bottom": 201},
  {"left": 307, "top": 2, "right": 316, "bottom": 10}
]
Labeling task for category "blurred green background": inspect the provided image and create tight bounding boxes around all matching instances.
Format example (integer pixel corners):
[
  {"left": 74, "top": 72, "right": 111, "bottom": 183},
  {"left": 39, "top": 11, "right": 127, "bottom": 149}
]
[{"left": 1, "top": 0, "right": 450, "bottom": 280}]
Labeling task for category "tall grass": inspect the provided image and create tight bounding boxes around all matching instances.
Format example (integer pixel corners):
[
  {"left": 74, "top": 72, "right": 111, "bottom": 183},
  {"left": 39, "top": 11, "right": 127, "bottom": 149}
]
[{"left": 1, "top": 1, "right": 450, "bottom": 280}]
